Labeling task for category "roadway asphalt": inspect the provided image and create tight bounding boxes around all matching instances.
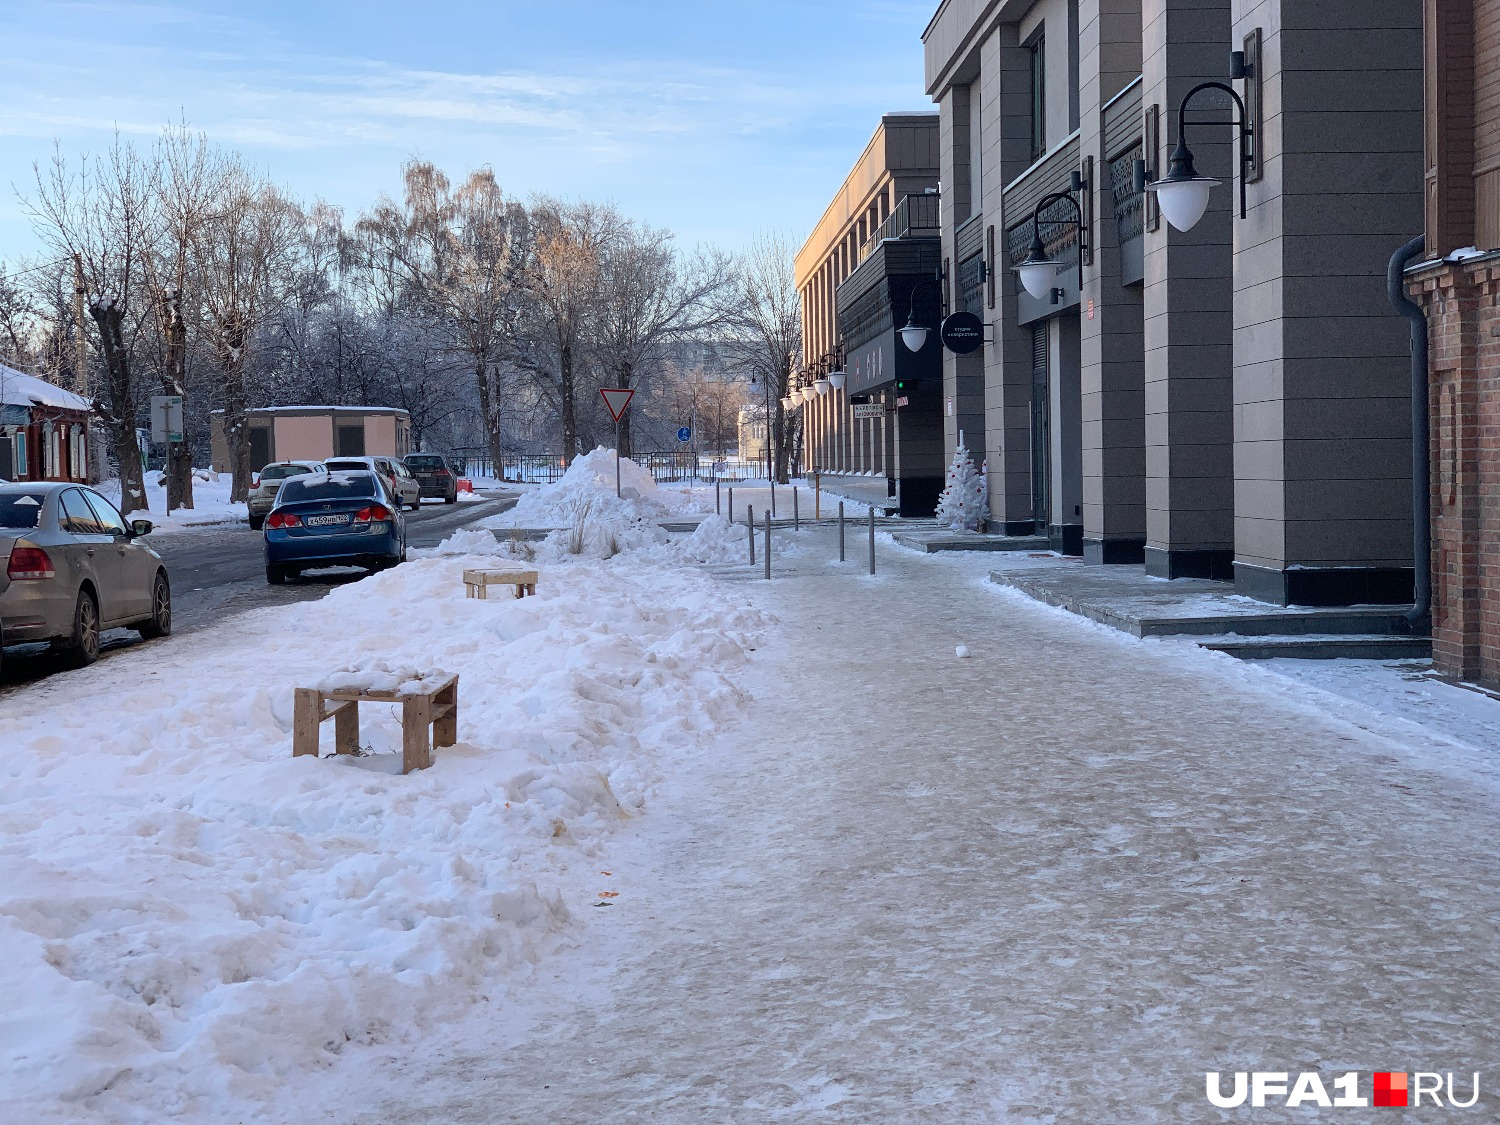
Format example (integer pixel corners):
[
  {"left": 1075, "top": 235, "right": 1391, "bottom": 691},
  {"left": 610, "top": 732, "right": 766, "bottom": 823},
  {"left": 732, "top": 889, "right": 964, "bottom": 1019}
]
[{"left": 0, "top": 491, "right": 518, "bottom": 690}]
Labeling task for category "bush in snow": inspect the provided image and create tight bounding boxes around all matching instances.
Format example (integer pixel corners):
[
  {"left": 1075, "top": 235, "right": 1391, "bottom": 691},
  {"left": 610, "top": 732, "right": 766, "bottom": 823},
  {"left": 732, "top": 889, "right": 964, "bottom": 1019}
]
[{"left": 934, "top": 433, "right": 988, "bottom": 531}]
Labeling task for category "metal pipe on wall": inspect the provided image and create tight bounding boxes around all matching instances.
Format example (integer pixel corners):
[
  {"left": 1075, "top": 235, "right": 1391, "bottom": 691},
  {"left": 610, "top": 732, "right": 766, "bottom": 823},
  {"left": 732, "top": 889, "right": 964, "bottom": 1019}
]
[{"left": 1387, "top": 235, "right": 1429, "bottom": 630}]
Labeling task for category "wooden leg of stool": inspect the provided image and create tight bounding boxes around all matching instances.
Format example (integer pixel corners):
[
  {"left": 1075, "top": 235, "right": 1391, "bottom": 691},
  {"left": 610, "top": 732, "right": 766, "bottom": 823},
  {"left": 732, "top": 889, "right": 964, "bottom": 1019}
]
[
  {"left": 293, "top": 689, "right": 321, "bottom": 757},
  {"left": 334, "top": 700, "right": 360, "bottom": 755},
  {"left": 402, "top": 695, "right": 433, "bottom": 773},
  {"left": 434, "top": 683, "right": 458, "bottom": 747}
]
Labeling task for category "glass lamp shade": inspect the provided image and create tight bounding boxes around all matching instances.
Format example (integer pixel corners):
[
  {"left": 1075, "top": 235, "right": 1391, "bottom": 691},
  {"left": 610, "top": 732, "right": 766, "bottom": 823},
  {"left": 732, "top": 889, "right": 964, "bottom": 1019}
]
[
  {"left": 780, "top": 395, "right": 794, "bottom": 411},
  {"left": 814, "top": 377, "right": 831, "bottom": 396},
  {"left": 1149, "top": 175, "right": 1219, "bottom": 232},
  {"left": 900, "top": 323, "right": 929, "bottom": 353},
  {"left": 827, "top": 370, "right": 846, "bottom": 390},
  {"left": 1015, "top": 258, "right": 1060, "bottom": 301},
  {"left": 801, "top": 386, "right": 815, "bottom": 403}
]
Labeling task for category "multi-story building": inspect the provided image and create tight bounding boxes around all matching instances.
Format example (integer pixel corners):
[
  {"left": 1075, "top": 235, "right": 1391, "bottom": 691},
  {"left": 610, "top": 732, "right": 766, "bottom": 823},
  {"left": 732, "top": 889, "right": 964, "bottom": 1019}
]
[
  {"left": 795, "top": 113, "right": 947, "bottom": 516},
  {"left": 1408, "top": 0, "right": 1500, "bottom": 687},
  {"left": 923, "top": 0, "right": 1424, "bottom": 602}
]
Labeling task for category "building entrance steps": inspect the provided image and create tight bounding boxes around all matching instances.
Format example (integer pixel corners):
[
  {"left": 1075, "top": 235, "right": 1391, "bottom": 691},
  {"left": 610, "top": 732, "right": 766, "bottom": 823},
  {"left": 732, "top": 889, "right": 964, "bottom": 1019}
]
[
  {"left": 892, "top": 529, "right": 1050, "bottom": 553},
  {"left": 987, "top": 561, "right": 1430, "bottom": 660}
]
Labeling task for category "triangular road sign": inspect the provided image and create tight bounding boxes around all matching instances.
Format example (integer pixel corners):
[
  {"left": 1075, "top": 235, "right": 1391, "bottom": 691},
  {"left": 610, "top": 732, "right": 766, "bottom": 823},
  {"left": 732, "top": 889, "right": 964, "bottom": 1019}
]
[{"left": 600, "top": 387, "right": 634, "bottom": 422}]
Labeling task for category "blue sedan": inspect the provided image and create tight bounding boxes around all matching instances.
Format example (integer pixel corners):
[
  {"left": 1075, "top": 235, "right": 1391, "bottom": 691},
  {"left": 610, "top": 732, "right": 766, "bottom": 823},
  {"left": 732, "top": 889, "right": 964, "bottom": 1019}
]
[{"left": 263, "top": 470, "right": 407, "bottom": 584}]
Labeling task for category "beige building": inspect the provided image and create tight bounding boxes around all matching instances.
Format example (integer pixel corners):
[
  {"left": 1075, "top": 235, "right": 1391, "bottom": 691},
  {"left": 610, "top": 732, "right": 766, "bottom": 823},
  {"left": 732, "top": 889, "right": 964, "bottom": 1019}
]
[
  {"left": 795, "top": 112, "right": 946, "bottom": 515},
  {"left": 209, "top": 406, "right": 412, "bottom": 473}
]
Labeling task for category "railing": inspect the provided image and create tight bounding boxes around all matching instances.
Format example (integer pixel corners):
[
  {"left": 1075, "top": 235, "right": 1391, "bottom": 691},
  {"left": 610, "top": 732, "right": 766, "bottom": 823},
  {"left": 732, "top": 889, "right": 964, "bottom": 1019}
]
[
  {"left": 858, "top": 192, "right": 941, "bottom": 264},
  {"left": 447, "top": 450, "right": 760, "bottom": 485}
]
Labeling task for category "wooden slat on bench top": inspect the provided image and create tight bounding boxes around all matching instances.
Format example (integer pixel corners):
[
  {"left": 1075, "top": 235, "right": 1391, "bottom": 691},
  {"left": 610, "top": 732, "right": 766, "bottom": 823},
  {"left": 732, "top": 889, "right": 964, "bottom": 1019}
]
[{"left": 319, "top": 674, "right": 459, "bottom": 704}]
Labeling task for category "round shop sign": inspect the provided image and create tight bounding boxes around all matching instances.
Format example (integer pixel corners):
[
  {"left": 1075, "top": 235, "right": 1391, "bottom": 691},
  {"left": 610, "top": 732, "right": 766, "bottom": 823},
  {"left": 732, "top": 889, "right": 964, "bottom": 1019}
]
[{"left": 940, "top": 312, "right": 984, "bottom": 354}]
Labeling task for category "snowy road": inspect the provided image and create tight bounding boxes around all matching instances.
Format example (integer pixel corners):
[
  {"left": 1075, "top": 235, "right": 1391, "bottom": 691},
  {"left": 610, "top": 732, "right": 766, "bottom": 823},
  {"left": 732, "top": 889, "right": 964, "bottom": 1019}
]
[{"left": 284, "top": 526, "right": 1500, "bottom": 1122}]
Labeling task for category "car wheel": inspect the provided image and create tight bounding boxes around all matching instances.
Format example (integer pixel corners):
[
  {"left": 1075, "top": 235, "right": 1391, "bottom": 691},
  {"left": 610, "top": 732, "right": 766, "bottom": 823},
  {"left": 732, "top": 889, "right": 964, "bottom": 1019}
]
[
  {"left": 137, "top": 572, "right": 172, "bottom": 638},
  {"left": 248, "top": 514, "right": 264, "bottom": 531},
  {"left": 444, "top": 490, "right": 457, "bottom": 504},
  {"left": 266, "top": 564, "right": 287, "bottom": 585},
  {"left": 68, "top": 590, "right": 101, "bottom": 667}
]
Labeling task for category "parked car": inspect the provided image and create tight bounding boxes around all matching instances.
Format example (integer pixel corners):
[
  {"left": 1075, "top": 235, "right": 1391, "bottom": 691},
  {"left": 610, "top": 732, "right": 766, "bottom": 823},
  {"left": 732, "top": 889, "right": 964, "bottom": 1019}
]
[
  {"left": 0, "top": 482, "right": 171, "bottom": 668},
  {"left": 263, "top": 470, "right": 407, "bottom": 584},
  {"left": 247, "top": 460, "right": 324, "bottom": 529},
  {"left": 323, "top": 456, "right": 421, "bottom": 511},
  {"left": 403, "top": 453, "right": 459, "bottom": 504}
]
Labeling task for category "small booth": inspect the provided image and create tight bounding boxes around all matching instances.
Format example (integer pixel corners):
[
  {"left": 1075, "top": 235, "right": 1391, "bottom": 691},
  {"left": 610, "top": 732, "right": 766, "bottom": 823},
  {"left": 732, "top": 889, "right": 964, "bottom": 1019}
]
[{"left": 0, "top": 363, "right": 94, "bottom": 483}]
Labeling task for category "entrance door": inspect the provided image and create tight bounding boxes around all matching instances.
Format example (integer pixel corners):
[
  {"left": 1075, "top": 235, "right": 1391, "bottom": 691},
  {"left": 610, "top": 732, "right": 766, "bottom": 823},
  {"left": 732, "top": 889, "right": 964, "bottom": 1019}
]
[
  {"left": 249, "top": 427, "right": 271, "bottom": 474},
  {"left": 1030, "top": 324, "right": 1051, "bottom": 531}
]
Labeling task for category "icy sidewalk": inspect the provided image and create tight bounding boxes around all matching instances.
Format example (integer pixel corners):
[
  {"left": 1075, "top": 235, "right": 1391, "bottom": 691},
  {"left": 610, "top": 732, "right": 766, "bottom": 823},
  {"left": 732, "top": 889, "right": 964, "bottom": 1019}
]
[{"left": 285, "top": 527, "right": 1500, "bottom": 1121}]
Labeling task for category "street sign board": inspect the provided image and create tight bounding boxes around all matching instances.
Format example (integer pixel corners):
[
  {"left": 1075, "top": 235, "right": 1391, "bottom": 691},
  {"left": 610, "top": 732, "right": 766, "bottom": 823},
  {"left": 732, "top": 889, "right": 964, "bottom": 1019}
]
[
  {"left": 600, "top": 387, "right": 634, "bottom": 422},
  {"left": 676, "top": 426, "right": 692, "bottom": 443},
  {"left": 852, "top": 402, "right": 885, "bottom": 420},
  {"left": 150, "top": 395, "right": 183, "bottom": 443},
  {"left": 940, "top": 312, "right": 984, "bottom": 354}
]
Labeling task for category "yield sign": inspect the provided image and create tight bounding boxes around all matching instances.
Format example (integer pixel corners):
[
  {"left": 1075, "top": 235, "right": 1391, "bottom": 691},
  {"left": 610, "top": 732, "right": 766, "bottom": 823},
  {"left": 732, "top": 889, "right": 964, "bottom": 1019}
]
[{"left": 600, "top": 387, "right": 634, "bottom": 422}]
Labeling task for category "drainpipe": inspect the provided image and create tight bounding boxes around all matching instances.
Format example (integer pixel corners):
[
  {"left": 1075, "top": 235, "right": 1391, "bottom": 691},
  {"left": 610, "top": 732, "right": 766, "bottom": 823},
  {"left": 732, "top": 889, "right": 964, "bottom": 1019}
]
[{"left": 1387, "top": 235, "right": 1428, "bottom": 630}]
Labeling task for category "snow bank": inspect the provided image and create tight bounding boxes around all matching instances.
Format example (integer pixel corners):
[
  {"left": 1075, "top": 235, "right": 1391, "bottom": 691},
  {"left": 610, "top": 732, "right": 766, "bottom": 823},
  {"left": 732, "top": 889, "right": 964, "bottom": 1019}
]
[
  {"left": 0, "top": 547, "right": 766, "bottom": 1121},
  {"left": 96, "top": 470, "right": 246, "bottom": 531}
]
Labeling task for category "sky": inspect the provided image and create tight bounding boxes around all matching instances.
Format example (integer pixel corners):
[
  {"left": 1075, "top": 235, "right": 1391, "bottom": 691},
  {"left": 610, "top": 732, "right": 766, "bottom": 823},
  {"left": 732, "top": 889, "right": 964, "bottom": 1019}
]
[{"left": 0, "top": 0, "right": 935, "bottom": 264}]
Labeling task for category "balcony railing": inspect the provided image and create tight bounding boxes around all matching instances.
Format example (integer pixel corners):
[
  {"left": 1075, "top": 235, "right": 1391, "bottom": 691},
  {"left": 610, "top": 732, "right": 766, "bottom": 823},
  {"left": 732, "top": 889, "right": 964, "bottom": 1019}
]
[{"left": 857, "top": 192, "right": 940, "bottom": 264}]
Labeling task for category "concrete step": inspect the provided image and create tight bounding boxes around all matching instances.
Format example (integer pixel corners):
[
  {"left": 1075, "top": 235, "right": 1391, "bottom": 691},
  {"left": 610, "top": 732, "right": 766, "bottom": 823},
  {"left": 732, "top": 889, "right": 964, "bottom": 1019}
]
[
  {"left": 895, "top": 532, "right": 1050, "bottom": 554},
  {"left": 1197, "top": 635, "right": 1433, "bottom": 660}
]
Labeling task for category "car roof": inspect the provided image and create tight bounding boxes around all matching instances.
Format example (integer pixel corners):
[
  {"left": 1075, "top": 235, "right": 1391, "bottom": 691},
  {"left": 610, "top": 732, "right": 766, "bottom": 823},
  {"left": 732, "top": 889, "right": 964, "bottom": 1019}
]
[{"left": 0, "top": 481, "right": 71, "bottom": 495}]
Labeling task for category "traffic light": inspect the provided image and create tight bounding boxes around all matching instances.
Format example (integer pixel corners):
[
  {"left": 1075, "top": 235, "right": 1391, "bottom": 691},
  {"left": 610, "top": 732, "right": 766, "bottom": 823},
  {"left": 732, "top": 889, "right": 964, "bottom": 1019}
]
[{"left": 895, "top": 379, "right": 919, "bottom": 393}]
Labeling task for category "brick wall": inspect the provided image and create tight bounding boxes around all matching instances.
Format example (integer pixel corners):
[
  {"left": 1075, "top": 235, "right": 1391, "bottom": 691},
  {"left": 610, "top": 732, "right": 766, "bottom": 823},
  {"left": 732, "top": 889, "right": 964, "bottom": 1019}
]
[{"left": 1416, "top": 258, "right": 1500, "bottom": 687}]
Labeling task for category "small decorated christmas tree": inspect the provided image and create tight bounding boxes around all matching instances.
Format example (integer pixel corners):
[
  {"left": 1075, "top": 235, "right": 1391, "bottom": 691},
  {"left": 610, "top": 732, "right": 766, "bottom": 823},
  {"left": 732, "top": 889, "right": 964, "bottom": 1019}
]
[{"left": 934, "top": 432, "right": 988, "bottom": 531}]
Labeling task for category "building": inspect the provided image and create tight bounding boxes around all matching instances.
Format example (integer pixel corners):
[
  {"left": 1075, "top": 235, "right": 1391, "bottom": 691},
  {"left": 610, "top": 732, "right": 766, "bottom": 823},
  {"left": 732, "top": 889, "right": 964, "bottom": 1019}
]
[
  {"left": 210, "top": 406, "right": 412, "bottom": 473},
  {"left": 1407, "top": 0, "right": 1500, "bottom": 686},
  {"left": 795, "top": 112, "right": 947, "bottom": 516},
  {"left": 0, "top": 363, "right": 93, "bottom": 483},
  {"left": 738, "top": 404, "right": 770, "bottom": 466},
  {"left": 923, "top": 0, "right": 1424, "bottom": 599}
]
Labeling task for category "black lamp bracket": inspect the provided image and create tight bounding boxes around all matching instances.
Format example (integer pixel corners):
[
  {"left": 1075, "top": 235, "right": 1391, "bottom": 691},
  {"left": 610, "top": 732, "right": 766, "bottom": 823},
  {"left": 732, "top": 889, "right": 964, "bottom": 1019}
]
[
  {"left": 1026, "top": 188, "right": 1088, "bottom": 292},
  {"left": 1171, "top": 79, "right": 1254, "bottom": 219}
]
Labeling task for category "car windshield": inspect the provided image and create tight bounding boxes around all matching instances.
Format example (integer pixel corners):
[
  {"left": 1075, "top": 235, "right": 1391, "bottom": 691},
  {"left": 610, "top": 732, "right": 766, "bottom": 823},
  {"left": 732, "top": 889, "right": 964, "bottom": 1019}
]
[
  {"left": 0, "top": 491, "right": 47, "bottom": 529},
  {"left": 261, "top": 464, "right": 314, "bottom": 481},
  {"left": 406, "top": 456, "right": 444, "bottom": 469},
  {"left": 277, "top": 473, "right": 377, "bottom": 503}
]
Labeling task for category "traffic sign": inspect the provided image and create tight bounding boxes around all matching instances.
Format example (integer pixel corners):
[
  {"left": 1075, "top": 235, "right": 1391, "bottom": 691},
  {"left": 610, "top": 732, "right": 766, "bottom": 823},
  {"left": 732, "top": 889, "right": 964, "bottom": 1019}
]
[
  {"left": 600, "top": 387, "right": 634, "bottom": 422},
  {"left": 676, "top": 426, "right": 692, "bottom": 443},
  {"left": 150, "top": 395, "right": 183, "bottom": 443}
]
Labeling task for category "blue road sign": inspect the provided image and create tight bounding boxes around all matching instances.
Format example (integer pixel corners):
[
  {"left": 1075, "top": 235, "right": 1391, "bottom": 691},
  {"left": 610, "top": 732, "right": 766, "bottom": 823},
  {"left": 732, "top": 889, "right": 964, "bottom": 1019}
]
[{"left": 677, "top": 426, "right": 692, "bottom": 443}]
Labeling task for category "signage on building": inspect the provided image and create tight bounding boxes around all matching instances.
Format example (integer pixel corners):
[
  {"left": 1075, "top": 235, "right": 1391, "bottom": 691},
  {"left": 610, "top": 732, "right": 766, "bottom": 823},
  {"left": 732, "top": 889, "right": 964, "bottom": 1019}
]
[
  {"left": 940, "top": 312, "right": 984, "bottom": 354},
  {"left": 847, "top": 337, "right": 888, "bottom": 394},
  {"left": 852, "top": 402, "right": 885, "bottom": 420}
]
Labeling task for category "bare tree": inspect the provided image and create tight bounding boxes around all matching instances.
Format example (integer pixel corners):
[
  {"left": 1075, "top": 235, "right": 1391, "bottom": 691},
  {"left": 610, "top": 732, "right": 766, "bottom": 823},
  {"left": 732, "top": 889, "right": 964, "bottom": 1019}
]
[
  {"left": 356, "top": 161, "right": 528, "bottom": 472},
  {"left": 515, "top": 198, "right": 617, "bottom": 464},
  {"left": 593, "top": 217, "right": 732, "bottom": 457},
  {"left": 25, "top": 138, "right": 156, "bottom": 512},
  {"left": 726, "top": 232, "right": 802, "bottom": 482},
  {"left": 195, "top": 165, "right": 303, "bottom": 501}
]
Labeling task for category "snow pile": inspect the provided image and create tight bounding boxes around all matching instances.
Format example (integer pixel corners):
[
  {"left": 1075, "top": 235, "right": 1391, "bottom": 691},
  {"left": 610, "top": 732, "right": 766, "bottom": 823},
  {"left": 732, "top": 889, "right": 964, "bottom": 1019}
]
[
  {"left": 0, "top": 550, "right": 766, "bottom": 1121},
  {"left": 96, "top": 469, "right": 246, "bottom": 531}
]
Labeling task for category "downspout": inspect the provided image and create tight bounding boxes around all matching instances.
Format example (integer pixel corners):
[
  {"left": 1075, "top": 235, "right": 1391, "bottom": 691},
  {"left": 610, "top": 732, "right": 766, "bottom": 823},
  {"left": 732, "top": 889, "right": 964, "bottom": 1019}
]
[{"left": 1387, "top": 235, "right": 1428, "bottom": 630}]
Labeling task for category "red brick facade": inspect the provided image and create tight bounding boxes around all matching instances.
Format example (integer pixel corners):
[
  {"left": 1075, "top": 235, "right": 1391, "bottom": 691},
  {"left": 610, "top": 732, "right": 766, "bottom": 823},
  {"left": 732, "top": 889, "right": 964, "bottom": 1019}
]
[{"left": 1414, "top": 256, "right": 1500, "bottom": 687}]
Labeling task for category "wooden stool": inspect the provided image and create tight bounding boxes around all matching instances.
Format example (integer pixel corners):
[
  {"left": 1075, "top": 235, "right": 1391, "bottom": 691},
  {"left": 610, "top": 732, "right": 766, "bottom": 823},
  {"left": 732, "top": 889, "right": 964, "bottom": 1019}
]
[
  {"left": 463, "top": 568, "right": 539, "bottom": 599},
  {"left": 293, "top": 674, "right": 458, "bottom": 774}
]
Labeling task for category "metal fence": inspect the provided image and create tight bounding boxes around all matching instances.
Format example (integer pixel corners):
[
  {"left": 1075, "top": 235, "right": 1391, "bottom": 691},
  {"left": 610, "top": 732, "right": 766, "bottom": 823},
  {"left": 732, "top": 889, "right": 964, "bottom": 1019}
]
[{"left": 445, "top": 450, "right": 764, "bottom": 485}]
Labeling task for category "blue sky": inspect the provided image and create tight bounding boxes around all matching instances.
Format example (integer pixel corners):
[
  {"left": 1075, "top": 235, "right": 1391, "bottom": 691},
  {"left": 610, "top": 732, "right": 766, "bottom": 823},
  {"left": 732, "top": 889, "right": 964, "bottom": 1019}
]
[{"left": 0, "top": 0, "right": 934, "bottom": 262}]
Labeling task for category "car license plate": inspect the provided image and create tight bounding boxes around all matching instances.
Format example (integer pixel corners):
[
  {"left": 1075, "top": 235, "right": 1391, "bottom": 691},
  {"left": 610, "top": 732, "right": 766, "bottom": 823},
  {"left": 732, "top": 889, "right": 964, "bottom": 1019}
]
[{"left": 306, "top": 513, "right": 350, "bottom": 527}]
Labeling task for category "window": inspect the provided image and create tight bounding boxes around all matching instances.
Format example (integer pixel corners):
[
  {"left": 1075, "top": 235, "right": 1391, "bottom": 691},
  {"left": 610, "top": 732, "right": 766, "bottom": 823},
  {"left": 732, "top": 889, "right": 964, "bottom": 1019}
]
[
  {"left": 0, "top": 492, "right": 46, "bottom": 529},
  {"left": 60, "top": 488, "right": 101, "bottom": 533},
  {"left": 83, "top": 490, "right": 129, "bottom": 536},
  {"left": 278, "top": 474, "right": 378, "bottom": 503},
  {"left": 70, "top": 425, "right": 83, "bottom": 480},
  {"left": 336, "top": 423, "right": 365, "bottom": 457},
  {"left": 1028, "top": 32, "right": 1046, "bottom": 160},
  {"left": 15, "top": 430, "right": 26, "bottom": 479}
]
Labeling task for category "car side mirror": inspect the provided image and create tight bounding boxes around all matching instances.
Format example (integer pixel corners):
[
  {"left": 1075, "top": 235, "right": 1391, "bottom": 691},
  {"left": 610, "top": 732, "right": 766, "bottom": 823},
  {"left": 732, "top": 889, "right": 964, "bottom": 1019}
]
[{"left": 130, "top": 519, "right": 153, "bottom": 537}]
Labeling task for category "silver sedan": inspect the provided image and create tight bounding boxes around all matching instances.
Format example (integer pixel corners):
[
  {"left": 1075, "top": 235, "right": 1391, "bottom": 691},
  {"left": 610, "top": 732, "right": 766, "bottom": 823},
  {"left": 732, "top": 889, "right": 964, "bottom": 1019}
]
[{"left": 0, "top": 482, "right": 171, "bottom": 668}]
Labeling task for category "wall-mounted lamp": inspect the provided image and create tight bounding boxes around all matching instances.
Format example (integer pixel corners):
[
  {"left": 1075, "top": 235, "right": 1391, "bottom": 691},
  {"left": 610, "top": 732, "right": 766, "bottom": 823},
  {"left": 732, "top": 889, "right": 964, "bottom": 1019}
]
[
  {"left": 1136, "top": 63, "right": 1255, "bottom": 232},
  {"left": 1012, "top": 170, "right": 1089, "bottom": 300},
  {"left": 899, "top": 268, "right": 945, "bottom": 353}
]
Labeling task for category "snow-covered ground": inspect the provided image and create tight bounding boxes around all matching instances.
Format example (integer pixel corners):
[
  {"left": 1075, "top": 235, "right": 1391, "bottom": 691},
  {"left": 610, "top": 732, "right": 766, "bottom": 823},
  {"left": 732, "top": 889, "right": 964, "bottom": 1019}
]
[
  {"left": 95, "top": 471, "right": 247, "bottom": 533},
  {"left": 8, "top": 457, "right": 1500, "bottom": 1121},
  {"left": 0, "top": 455, "right": 765, "bottom": 1122}
]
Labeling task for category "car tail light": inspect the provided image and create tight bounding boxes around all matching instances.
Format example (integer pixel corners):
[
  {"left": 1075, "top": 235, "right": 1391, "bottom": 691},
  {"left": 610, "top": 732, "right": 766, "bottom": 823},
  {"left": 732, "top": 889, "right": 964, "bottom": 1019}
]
[
  {"left": 251, "top": 474, "right": 260, "bottom": 488},
  {"left": 435, "top": 469, "right": 450, "bottom": 478},
  {"left": 7, "top": 546, "right": 55, "bottom": 580},
  {"left": 266, "top": 511, "right": 302, "bottom": 529},
  {"left": 354, "top": 504, "right": 392, "bottom": 523}
]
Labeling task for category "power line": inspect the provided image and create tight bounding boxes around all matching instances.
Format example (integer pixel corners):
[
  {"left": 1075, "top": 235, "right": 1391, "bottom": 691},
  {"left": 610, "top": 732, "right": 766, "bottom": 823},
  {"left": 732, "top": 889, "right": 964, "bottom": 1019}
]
[{"left": 0, "top": 255, "right": 73, "bottom": 283}]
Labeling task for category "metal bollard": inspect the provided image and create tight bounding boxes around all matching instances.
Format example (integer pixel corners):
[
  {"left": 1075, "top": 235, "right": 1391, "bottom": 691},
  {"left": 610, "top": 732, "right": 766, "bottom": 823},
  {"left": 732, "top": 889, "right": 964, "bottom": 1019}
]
[
  {"left": 748, "top": 505, "right": 755, "bottom": 566},
  {"left": 728, "top": 486, "right": 733, "bottom": 522},
  {"left": 838, "top": 501, "right": 845, "bottom": 562},
  {"left": 770, "top": 478, "right": 776, "bottom": 519},
  {"left": 764, "top": 511, "right": 772, "bottom": 580},
  {"left": 716, "top": 480, "right": 721, "bottom": 516},
  {"left": 793, "top": 487, "right": 799, "bottom": 530},
  {"left": 868, "top": 507, "right": 876, "bottom": 575}
]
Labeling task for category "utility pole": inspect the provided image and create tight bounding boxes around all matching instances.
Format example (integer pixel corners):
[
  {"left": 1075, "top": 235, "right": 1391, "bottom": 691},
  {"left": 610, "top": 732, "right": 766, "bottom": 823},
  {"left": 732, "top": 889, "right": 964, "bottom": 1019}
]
[{"left": 72, "top": 254, "right": 88, "bottom": 397}]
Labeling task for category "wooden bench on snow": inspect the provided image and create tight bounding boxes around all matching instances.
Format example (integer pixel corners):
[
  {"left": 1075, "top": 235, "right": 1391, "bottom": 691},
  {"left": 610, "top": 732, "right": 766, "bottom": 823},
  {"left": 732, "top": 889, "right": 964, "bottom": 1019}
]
[
  {"left": 293, "top": 673, "right": 459, "bottom": 774},
  {"left": 463, "top": 568, "right": 539, "bottom": 599}
]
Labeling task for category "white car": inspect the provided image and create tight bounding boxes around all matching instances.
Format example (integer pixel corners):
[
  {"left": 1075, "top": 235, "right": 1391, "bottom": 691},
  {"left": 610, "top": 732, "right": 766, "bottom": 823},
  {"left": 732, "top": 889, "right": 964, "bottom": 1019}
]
[
  {"left": 323, "top": 456, "right": 421, "bottom": 511},
  {"left": 247, "top": 461, "right": 324, "bottom": 530}
]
